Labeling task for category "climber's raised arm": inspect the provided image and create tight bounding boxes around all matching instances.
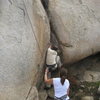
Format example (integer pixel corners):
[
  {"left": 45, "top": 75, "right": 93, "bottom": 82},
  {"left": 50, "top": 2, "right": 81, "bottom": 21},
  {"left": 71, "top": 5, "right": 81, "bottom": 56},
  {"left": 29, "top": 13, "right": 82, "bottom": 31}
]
[{"left": 44, "top": 68, "right": 53, "bottom": 84}]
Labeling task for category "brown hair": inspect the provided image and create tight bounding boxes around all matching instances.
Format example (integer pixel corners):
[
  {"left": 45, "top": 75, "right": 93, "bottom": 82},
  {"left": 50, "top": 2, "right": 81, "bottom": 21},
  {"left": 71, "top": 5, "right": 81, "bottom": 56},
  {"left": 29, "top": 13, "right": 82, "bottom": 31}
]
[
  {"left": 60, "top": 68, "right": 67, "bottom": 85},
  {"left": 51, "top": 45, "right": 58, "bottom": 51}
]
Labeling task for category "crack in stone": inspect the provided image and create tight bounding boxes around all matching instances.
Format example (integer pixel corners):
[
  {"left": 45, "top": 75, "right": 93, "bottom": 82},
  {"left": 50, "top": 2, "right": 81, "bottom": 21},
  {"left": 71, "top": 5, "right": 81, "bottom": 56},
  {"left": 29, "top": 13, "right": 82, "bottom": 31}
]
[
  {"left": 91, "top": 9, "right": 100, "bottom": 23},
  {"left": 17, "top": 6, "right": 25, "bottom": 16},
  {"left": 8, "top": 0, "right": 12, "bottom": 5},
  {"left": 59, "top": 41, "right": 73, "bottom": 47},
  {"left": 41, "top": 0, "right": 49, "bottom": 9}
]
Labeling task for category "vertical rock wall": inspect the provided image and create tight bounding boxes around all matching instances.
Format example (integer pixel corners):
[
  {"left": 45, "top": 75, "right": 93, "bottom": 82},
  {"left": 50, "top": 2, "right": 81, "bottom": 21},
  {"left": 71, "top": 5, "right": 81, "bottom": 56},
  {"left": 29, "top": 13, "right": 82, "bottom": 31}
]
[{"left": 0, "top": 0, "right": 50, "bottom": 100}]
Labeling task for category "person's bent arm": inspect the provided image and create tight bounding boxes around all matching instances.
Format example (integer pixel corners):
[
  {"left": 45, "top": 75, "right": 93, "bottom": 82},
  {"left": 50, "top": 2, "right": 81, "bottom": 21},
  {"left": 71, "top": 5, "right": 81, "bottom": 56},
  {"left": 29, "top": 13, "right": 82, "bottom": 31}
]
[{"left": 44, "top": 68, "right": 53, "bottom": 84}]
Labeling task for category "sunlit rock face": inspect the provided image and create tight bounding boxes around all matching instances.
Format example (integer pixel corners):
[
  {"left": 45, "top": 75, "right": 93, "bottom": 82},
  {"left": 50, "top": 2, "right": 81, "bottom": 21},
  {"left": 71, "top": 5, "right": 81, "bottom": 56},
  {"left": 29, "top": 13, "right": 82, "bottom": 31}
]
[
  {"left": 48, "top": 0, "right": 100, "bottom": 63},
  {"left": 0, "top": 0, "right": 50, "bottom": 100}
]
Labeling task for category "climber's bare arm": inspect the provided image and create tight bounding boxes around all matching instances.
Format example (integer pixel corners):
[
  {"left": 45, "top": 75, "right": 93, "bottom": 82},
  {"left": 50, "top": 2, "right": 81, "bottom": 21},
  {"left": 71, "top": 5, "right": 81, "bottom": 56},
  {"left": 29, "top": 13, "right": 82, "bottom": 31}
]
[
  {"left": 44, "top": 68, "right": 53, "bottom": 84},
  {"left": 67, "top": 87, "right": 70, "bottom": 96}
]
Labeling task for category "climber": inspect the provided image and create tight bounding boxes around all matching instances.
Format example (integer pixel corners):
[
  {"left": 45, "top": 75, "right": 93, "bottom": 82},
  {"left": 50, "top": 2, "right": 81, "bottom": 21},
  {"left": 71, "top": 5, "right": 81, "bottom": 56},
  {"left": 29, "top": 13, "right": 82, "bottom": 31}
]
[
  {"left": 46, "top": 43, "right": 62, "bottom": 72},
  {"left": 44, "top": 67, "right": 70, "bottom": 100}
]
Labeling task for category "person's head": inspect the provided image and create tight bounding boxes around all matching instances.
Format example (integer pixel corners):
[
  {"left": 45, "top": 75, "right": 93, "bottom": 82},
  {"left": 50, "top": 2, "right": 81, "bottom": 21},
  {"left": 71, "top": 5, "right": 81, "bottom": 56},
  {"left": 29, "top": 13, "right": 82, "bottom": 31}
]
[
  {"left": 51, "top": 44, "right": 58, "bottom": 51},
  {"left": 60, "top": 68, "right": 67, "bottom": 85}
]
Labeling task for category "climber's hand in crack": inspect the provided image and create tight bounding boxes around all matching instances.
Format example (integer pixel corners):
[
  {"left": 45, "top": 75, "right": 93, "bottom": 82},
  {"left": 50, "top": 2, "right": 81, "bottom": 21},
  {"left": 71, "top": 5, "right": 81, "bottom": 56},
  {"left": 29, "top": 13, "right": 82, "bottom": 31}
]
[{"left": 45, "top": 67, "right": 49, "bottom": 73}]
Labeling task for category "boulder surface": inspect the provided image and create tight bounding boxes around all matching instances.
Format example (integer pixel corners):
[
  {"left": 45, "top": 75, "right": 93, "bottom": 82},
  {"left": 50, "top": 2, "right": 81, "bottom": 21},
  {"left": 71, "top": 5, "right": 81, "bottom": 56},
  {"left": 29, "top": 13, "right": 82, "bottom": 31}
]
[
  {"left": 0, "top": 0, "right": 50, "bottom": 100},
  {"left": 48, "top": 0, "right": 100, "bottom": 63}
]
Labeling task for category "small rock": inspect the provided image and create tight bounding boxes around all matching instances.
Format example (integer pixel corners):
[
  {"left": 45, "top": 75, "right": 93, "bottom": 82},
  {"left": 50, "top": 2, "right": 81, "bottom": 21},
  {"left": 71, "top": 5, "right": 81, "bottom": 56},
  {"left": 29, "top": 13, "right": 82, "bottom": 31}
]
[
  {"left": 83, "top": 71, "right": 100, "bottom": 82},
  {"left": 81, "top": 96, "right": 94, "bottom": 100},
  {"left": 79, "top": 89, "right": 83, "bottom": 92},
  {"left": 80, "top": 85, "right": 85, "bottom": 88}
]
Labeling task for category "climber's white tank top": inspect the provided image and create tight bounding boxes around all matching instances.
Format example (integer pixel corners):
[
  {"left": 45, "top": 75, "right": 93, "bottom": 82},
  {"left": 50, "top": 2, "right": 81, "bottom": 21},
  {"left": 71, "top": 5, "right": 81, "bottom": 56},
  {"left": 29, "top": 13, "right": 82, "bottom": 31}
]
[
  {"left": 53, "top": 78, "right": 70, "bottom": 100},
  {"left": 46, "top": 48, "right": 57, "bottom": 65}
]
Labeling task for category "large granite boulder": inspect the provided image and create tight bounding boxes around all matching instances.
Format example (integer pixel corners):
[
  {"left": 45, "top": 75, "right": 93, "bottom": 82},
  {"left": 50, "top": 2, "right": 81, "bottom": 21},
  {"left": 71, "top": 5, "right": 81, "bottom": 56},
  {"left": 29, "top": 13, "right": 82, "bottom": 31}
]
[
  {"left": 0, "top": 0, "right": 50, "bottom": 100},
  {"left": 48, "top": 0, "right": 100, "bottom": 63}
]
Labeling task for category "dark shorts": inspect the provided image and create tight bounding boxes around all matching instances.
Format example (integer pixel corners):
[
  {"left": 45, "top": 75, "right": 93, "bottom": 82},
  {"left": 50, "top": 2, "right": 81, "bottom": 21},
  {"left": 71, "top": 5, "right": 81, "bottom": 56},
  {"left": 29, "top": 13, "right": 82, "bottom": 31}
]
[{"left": 46, "top": 64, "right": 56, "bottom": 72}]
